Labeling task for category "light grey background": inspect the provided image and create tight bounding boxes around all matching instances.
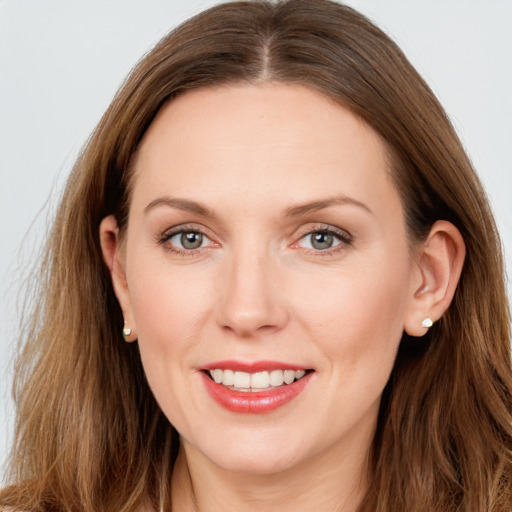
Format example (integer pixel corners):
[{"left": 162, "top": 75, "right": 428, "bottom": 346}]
[{"left": 1, "top": 0, "right": 511, "bottom": 479}]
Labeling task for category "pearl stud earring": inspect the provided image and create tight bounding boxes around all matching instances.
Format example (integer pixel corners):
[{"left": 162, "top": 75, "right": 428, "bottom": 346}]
[
  {"left": 421, "top": 317, "right": 433, "bottom": 328},
  {"left": 122, "top": 324, "right": 133, "bottom": 341}
]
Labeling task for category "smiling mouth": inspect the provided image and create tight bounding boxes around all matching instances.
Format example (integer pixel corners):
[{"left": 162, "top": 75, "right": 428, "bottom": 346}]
[{"left": 205, "top": 369, "right": 312, "bottom": 392}]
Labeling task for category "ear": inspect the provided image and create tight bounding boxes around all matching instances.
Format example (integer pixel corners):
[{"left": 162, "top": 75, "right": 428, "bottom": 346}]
[
  {"left": 99, "top": 215, "right": 137, "bottom": 342},
  {"left": 404, "top": 220, "right": 466, "bottom": 337}
]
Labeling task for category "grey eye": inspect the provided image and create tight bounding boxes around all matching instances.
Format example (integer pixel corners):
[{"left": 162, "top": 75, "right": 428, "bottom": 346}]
[
  {"left": 181, "top": 231, "right": 203, "bottom": 249},
  {"left": 298, "top": 230, "right": 347, "bottom": 251},
  {"left": 168, "top": 231, "right": 206, "bottom": 250},
  {"left": 310, "top": 232, "right": 335, "bottom": 250}
]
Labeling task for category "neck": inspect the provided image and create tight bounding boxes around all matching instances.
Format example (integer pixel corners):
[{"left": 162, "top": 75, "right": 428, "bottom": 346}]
[{"left": 171, "top": 437, "right": 370, "bottom": 512}]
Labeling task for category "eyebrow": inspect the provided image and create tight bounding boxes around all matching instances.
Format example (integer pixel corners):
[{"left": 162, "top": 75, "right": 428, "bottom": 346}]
[
  {"left": 284, "top": 195, "right": 373, "bottom": 217},
  {"left": 144, "top": 194, "right": 372, "bottom": 218},
  {"left": 144, "top": 197, "right": 214, "bottom": 217}
]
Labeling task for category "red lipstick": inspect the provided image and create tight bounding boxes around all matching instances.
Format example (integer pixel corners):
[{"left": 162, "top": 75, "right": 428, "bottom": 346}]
[
  {"left": 202, "top": 360, "right": 308, "bottom": 373},
  {"left": 200, "top": 362, "right": 312, "bottom": 414}
]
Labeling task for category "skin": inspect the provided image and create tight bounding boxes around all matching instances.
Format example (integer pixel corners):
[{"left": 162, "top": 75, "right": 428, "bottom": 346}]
[{"left": 100, "top": 84, "right": 465, "bottom": 512}]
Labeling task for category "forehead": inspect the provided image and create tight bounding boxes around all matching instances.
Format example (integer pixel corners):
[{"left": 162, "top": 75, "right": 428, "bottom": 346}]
[{"left": 131, "top": 83, "right": 397, "bottom": 215}]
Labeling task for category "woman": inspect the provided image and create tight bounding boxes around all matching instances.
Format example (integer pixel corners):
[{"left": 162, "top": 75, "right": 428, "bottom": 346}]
[{"left": 1, "top": 0, "right": 511, "bottom": 511}]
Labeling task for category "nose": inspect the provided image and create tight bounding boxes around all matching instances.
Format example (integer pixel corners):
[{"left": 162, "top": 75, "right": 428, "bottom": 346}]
[{"left": 216, "top": 247, "right": 289, "bottom": 337}]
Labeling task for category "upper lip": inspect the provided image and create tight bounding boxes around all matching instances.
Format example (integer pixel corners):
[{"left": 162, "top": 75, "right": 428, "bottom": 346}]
[{"left": 201, "top": 360, "right": 311, "bottom": 373}]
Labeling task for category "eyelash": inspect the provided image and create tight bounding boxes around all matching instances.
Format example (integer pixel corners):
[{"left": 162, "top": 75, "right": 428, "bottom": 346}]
[
  {"left": 293, "top": 224, "right": 353, "bottom": 256},
  {"left": 158, "top": 224, "right": 216, "bottom": 256},
  {"left": 157, "top": 223, "right": 353, "bottom": 256}
]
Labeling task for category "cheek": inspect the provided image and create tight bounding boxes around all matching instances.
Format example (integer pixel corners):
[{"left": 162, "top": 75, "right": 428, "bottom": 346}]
[
  {"left": 129, "top": 266, "right": 212, "bottom": 350},
  {"left": 291, "top": 249, "right": 411, "bottom": 368},
  {"left": 125, "top": 256, "right": 215, "bottom": 401},
  {"left": 125, "top": 264, "right": 215, "bottom": 429}
]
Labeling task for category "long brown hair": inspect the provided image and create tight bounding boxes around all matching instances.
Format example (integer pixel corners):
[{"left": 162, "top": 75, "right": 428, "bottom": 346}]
[{"left": 1, "top": 1, "right": 511, "bottom": 511}]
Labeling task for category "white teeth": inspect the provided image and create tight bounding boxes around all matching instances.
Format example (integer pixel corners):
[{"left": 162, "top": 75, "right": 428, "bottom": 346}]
[
  {"left": 251, "top": 371, "right": 270, "bottom": 389},
  {"left": 269, "top": 369, "right": 284, "bottom": 386},
  {"left": 283, "top": 369, "right": 295, "bottom": 384},
  {"left": 208, "top": 368, "right": 308, "bottom": 389},
  {"left": 222, "top": 369, "right": 235, "bottom": 386},
  {"left": 233, "top": 371, "right": 251, "bottom": 388}
]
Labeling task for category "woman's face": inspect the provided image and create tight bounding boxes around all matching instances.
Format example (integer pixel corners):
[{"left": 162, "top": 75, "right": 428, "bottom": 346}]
[{"left": 116, "top": 84, "right": 419, "bottom": 475}]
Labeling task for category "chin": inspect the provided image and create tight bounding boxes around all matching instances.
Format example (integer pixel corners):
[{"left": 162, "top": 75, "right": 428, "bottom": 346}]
[
  {"left": 214, "top": 453, "right": 301, "bottom": 476},
  {"left": 186, "top": 435, "right": 307, "bottom": 476}
]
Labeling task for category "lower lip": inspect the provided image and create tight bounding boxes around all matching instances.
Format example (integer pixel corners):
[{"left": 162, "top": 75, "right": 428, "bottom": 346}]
[{"left": 201, "top": 372, "right": 312, "bottom": 414}]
